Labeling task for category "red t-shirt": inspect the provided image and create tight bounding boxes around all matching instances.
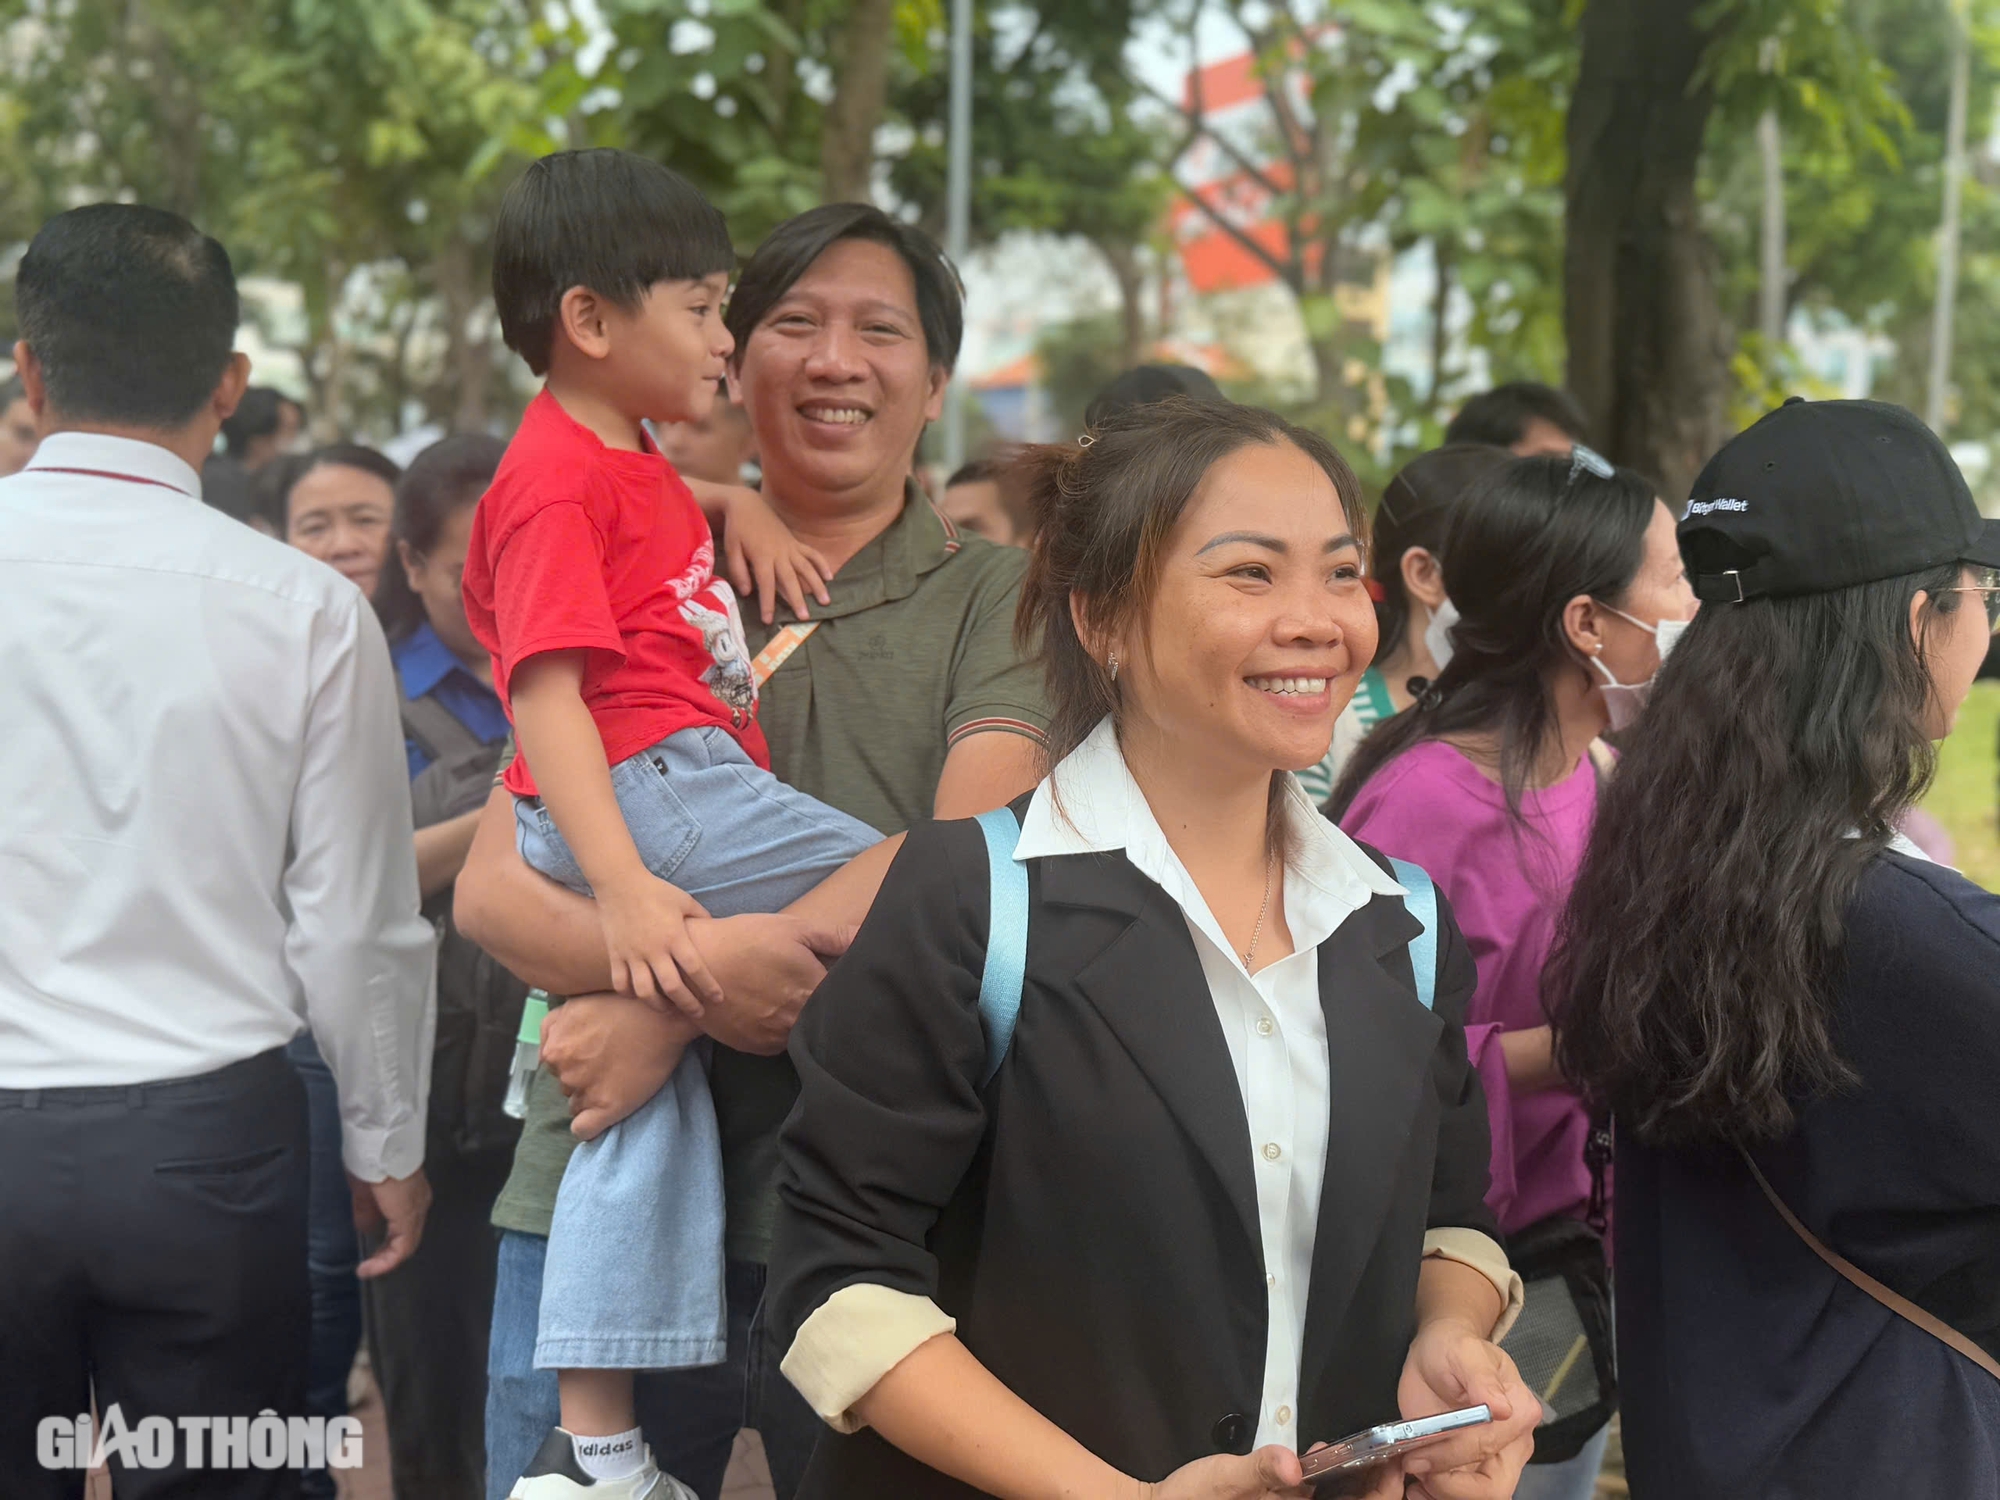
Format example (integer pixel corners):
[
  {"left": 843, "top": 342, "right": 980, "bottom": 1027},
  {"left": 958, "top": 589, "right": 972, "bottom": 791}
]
[{"left": 463, "top": 390, "right": 769, "bottom": 796}]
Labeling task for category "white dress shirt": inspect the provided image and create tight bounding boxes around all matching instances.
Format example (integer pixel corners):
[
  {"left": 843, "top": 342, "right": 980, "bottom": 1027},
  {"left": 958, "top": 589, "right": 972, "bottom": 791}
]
[
  {"left": 783, "top": 716, "right": 1522, "bottom": 1444},
  {"left": 1013, "top": 717, "right": 1405, "bottom": 1452},
  {"left": 0, "top": 433, "right": 435, "bottom": 1180}
]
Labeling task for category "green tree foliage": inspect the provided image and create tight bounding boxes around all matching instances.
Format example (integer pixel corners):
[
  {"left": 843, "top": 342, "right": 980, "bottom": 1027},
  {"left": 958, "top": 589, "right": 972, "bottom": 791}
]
[{"left": 1704, "top": 0, "right": 2000, "bottom": 433}]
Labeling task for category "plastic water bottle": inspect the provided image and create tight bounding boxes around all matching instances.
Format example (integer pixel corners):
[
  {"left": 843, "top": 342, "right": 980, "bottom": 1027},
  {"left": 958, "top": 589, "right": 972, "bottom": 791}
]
[{"left": 502, "top": 991, "right": 551, "bottom": 1119}]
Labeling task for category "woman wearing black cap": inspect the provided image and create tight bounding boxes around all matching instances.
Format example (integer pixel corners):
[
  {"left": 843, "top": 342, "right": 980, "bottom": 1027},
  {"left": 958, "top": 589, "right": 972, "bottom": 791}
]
[{"left": 1553, "top": 398, "right": 2000, "bottom": 1497}]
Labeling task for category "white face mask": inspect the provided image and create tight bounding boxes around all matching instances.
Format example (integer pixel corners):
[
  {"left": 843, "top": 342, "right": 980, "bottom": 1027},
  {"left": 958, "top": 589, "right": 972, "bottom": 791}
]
[
  {"left": 1589, "top": 605, "right": 1691, "bottom": 731},
  {"left": 1422, "top": 596, "right": 1460, "bottom": 674}
]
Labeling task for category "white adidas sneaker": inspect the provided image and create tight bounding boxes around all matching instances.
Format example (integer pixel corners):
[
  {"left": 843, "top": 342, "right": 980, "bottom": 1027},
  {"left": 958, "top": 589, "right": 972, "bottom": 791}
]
[{"left": 506, "top": 1428, "right": 699, "bottom": 1500}]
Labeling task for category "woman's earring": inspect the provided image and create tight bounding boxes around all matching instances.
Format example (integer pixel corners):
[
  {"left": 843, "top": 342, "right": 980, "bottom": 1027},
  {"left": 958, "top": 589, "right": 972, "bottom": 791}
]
[{"left": 1108, "top": 651, "right": 1120, "bottom": 683}]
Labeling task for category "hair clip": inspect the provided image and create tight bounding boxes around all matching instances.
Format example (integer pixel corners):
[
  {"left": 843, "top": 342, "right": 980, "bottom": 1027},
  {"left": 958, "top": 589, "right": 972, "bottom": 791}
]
[
  {"left": 1076, "top": 433, "right": 1095, "bottom": 447},
  {"left": 1567, "top": 443, "right": 1615, "bottom": 484}
]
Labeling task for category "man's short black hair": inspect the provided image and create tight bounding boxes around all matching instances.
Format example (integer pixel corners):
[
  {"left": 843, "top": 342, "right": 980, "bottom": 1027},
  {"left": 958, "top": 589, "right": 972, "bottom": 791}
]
[
  {"left": 221, "top": 387, "right": 300, "bottom": 458},
  {"left": 1443, "top": 381, "right": 1590, "bottom": 449},
  {"left": 492, "top": 149, "right": 735, "bottom": 377},
  {"left": 947, "top": 458, "right": 999, "bottom": 488},
  {"left": 725, "top": 203, "right": 962, "bottom": 374},
  {"left": 1084, "top": 364, "right": 1226, "bottom": 429},
  {"left": 15, "top": 204, "right": 238, "bottom": 429}
]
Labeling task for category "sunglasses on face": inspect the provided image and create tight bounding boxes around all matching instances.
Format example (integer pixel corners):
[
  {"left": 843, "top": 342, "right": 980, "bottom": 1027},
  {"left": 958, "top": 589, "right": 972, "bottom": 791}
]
[
  {"left": 1943, "top": 567, "right": 2000, "bottom": 632},
  {"left": 1564, "top": 444, "right": 1615, "bottom": 490}
]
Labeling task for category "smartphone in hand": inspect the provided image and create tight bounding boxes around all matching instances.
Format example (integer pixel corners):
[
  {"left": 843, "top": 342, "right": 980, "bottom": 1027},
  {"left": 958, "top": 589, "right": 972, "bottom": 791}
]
[{"left": 1299, "top": 1404, "right": 1493, "bottom": 1494}]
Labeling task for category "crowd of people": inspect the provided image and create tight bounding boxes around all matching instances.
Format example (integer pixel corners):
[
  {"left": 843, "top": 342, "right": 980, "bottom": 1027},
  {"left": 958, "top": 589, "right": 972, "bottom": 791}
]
[{"left": 1, "top": 144, "right": 1996, "bottom": 1500}]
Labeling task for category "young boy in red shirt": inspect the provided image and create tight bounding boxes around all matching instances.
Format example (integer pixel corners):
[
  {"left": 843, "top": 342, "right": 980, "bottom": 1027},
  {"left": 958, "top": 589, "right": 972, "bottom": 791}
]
[{"left": 463, "top": 150, "right": 881, "bottom": 1500}]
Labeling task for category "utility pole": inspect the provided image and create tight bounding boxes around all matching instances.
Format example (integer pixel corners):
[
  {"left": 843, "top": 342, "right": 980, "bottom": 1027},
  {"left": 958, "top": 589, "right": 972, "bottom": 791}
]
[
  {"left": 1927, "top": 0, "right": 1971, "bottom": 433},
  {"left": 1756, "top": 39, "right": 1786, "bottom": 349},
  {"left": 942, "top": 0, "right": 974, "bottom": 472}
]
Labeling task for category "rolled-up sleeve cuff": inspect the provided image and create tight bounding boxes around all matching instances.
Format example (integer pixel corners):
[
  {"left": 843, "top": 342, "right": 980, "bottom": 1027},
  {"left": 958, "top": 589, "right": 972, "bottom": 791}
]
[
  {"left": 1424, "top": 1227, "right": 1525, "bottom": 1342},
  {"left": 780, "top": 1284, "right": 957, "bottom": 1434}
]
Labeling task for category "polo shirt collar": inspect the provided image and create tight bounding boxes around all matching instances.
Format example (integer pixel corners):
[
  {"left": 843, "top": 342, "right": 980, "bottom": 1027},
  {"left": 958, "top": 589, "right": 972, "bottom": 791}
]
[
  {"left": 27, "top": 432, "right": 203, "bottom": 498},
  {"left": 392, "top": 620, "right": 461, "bottom": 700},
  {"left": 794, "top": 480, "right": 962, "bottom": 621}
]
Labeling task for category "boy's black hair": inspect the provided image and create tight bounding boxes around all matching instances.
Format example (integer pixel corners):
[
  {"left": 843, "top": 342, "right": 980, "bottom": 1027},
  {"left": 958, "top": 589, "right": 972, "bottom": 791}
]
[
  {"left": 15, "top": 204, "right": 238, "bottom": 429},
  {"left": 725, "top": 203, "right": 962, "bottom": 373},
  {"left": 492, "top": 149, "right": 736, "bottom": 376},
  {"left": 1443, "top": 380, "right": 1591, "bottom": 450}
]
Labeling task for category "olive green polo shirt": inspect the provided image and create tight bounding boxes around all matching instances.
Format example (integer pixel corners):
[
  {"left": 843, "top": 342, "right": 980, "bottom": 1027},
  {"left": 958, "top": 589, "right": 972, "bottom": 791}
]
[{"left": 490, "top": 490, "right": 1048, "bottom": 1262}]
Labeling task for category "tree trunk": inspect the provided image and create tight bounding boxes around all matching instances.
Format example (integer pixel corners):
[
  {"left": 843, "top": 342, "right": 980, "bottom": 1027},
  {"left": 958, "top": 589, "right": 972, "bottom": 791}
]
[
  {"left": 1565, "top": 0, "right": 1730, "bottom": 500},
  {"left": 1095, "top": 237, "right": 1148, "bottom": 368},
  {"left": 432, "top": 236, "right": 494, "bottom": 432},
  {"left": 820, "top": 0, "right": 898, "bottom": 202},
  {"left": 1428, "top": 238, "right": 1456, "bottom": 415}
]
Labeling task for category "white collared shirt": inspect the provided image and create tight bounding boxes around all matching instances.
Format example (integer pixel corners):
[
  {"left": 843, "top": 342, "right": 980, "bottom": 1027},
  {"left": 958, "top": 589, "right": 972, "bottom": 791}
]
[
  {"left": 1012, "top": 716, "right": 1406, "bottom": 1452},
  {"left": 0, "top": 433, "right": 435, "bottom": 1180}
]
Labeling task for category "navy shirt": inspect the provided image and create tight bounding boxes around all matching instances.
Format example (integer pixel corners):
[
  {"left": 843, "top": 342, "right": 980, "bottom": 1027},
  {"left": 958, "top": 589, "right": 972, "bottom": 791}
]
[
  {"left": 1615, "top": 850, "right": 2000, "bottom": 1498},
  {"left": 389, "top": 620, "right": 510, "bottom": 779}
]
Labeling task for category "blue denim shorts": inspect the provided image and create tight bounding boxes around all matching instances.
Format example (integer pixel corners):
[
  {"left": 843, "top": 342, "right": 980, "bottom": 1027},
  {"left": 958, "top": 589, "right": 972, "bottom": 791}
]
[{"left": 514, "top": 725, "right": 878, "bottom": 1370}]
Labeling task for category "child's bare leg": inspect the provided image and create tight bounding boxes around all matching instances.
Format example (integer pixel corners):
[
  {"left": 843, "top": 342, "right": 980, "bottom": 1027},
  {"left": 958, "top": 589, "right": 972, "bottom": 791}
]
[{"left": 559, "top": 1367, "right": 637, "bottom": 1436}]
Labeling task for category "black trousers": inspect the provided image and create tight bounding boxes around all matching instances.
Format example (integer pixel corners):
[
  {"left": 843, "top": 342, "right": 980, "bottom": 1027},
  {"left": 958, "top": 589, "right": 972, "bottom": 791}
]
[
  {"left": 0, "top": 1047, "right": 310, "bottom": 1500},
  {"left": 362, "top": 1144, "right": 512, "bottom": 1500}
]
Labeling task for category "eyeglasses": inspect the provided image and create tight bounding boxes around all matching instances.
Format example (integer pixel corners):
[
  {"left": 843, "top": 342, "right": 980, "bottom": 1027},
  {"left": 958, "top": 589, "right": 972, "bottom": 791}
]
[{"left": 1942, "top": 567, "right": 2000, "bottom": 633}]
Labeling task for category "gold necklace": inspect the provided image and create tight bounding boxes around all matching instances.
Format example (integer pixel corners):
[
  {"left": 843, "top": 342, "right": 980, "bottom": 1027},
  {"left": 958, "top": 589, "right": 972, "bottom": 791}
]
[{"left": 1244, "top": 853, "right": 1276, "bottom": 970}]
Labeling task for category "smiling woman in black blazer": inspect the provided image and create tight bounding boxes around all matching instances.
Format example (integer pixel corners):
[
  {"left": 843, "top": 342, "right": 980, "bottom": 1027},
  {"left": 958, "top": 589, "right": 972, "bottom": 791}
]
[{"left": 767, "top": 401, "right": 1539, "bottom": 1500}]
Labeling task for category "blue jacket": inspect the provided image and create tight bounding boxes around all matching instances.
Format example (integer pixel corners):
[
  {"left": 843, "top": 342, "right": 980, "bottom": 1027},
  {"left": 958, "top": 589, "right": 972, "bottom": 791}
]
[{"left": 1616, "top": 851, "right": 2000, "bottom": 1498}]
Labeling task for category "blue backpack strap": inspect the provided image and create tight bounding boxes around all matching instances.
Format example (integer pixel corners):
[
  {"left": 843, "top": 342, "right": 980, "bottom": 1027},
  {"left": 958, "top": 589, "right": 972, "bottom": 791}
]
[
  {"left": 972, "top": 807, "right": 1030, "bottom": 1084},
  {"left": 1386, "top": 856, "right": 1440, "bottom": 1012}
]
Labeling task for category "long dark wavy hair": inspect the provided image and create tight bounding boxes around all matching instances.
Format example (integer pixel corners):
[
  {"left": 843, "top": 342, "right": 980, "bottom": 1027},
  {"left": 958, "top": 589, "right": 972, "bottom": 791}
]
[
  {"left": 1549, "top": 567, "right": 1962, "bottom": 1144},
  {"left": 1013, "top": 397, "right": 1368, "bottom": 855},
  {"left": 1328, "top": 454, "right": 1656, "bottom": 824}
]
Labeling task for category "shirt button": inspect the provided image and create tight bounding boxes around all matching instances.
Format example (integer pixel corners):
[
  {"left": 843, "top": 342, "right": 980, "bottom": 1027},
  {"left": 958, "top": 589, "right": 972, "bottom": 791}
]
[
  {"left": 1266, "top": 1272, "right": 1278, "bottom": 1289},
  {"left": 1255, "top": 1016, "right": 1275, "bottom": 1037},
  {"left": 1276, "top": 1405, "right": 1293, "bottom": 1427},
  {"left": 1262, "top": 1142, "right": 1282, "bottom": 1162}
]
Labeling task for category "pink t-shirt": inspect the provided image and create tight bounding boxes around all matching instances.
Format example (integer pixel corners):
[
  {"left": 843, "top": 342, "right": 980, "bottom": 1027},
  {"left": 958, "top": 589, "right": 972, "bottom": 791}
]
[{"left": 1340, "top": 739, "right": 1597, "bottom": 1235}]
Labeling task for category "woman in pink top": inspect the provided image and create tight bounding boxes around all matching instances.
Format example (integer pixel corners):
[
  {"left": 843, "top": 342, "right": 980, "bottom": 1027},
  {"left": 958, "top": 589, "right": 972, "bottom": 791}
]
[{"left": 1330, "top": 450, "right": 1696, "bottom": 1500}]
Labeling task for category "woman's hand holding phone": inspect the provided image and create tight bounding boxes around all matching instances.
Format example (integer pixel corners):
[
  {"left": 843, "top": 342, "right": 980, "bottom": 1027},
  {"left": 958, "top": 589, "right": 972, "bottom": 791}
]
[
  {"left": 1142, "top": 1445, "right": 1317, "bottom": 1500},
  {"left": 1393, "top": 1318, "right": 1541, "bottom": 1499}
]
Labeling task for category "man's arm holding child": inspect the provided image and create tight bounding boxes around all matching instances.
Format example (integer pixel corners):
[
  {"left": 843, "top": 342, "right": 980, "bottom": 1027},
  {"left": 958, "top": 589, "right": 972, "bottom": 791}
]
[
  {"left": 454, "top": 783, "right": 849, "bottom": 1055},
  {"left": 509, "top": 647, "right": 721, "bottom": 1017}
]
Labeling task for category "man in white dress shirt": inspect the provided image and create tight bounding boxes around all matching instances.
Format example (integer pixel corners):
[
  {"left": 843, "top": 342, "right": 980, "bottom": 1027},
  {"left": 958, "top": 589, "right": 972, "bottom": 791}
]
[{"left": 0, "top": 204, "right": 436, "bottom": 1498}]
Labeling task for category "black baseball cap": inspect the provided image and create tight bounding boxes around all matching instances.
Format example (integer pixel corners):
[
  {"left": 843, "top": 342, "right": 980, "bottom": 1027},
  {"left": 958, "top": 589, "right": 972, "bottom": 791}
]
[{"left": 1681, "top": 397, "right": 2000, "bottom": 603}]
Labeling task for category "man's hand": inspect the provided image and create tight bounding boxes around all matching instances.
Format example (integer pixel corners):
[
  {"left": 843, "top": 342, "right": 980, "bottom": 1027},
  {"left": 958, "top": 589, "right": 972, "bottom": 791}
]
[
  {"left": 597, "top": 872, "right": 720, "bottom": 1017},
  {"left": 542, "top": 912, "right": 854, "bottom": 1138},
  {"left": 541, "top": 993, "right": 700, "bottom": 1140},
  {"left": 1394, "top": 1317, "right": 1539, "bottom": 1500},
  {"left": 349, "top": 1168, "right": 432, "bottom": 1279},
  {"left": 689, "top": 911, "right": 854, "bottom": 1054},
  {"left": 718, "top": 484, "right": 833, "bottom": 624}
]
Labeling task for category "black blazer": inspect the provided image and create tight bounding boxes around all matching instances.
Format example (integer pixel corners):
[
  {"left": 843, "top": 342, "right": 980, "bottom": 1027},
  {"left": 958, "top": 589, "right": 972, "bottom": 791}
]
[{"left": 767, "top": 811, "right": 1499, "bottom": 1499}]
